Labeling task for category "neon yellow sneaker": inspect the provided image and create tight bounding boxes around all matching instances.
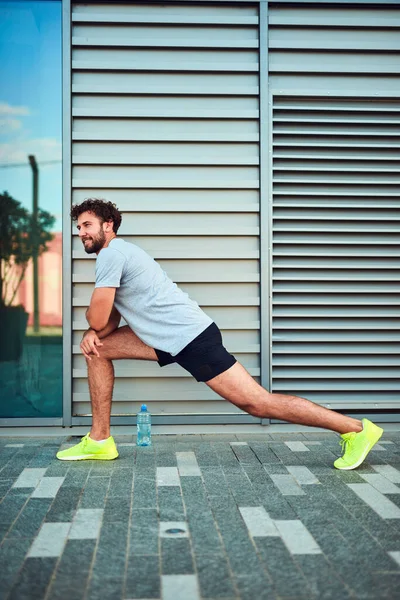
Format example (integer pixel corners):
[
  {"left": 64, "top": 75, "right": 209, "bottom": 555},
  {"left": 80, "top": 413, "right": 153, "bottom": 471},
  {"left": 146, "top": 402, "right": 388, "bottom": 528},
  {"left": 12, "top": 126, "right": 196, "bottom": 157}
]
[
  {"left": 56, "top": 433, "right": 119, "bottom": 461},
  {"left": 334, "top": 419, "right": 383, "bottom": 470}
]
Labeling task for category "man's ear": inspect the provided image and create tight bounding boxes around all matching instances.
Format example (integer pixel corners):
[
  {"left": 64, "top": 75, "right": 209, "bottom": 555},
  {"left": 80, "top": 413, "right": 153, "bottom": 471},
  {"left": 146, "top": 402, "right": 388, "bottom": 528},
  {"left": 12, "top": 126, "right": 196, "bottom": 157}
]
[{"left": 104, "top": 220, "right": 114, "bottom": 233}]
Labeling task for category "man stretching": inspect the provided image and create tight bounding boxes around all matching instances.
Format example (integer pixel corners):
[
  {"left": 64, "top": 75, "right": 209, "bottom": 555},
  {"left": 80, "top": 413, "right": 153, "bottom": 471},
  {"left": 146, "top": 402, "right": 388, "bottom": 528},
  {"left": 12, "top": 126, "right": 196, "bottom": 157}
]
[{"left": 57, "top": 199, "right": 383, "bottom": 469}]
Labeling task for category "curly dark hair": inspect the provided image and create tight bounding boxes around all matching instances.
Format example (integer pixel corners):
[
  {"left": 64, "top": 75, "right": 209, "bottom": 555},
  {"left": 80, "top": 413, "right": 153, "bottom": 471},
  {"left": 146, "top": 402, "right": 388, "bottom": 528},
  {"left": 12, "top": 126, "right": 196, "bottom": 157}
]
[{"left": 70, "top": 198, "right": 122, "bottom": 233}]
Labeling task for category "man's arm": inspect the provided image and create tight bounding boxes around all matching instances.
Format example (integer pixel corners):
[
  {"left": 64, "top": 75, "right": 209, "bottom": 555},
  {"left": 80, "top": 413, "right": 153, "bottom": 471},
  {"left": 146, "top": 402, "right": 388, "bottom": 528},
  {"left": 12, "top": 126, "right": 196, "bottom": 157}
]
[
  {"left": 86, "top": 287, "right": 117, "bottom": 332},
  {"left": 87, "top": 305, "right": 121, "bottom": 339}
]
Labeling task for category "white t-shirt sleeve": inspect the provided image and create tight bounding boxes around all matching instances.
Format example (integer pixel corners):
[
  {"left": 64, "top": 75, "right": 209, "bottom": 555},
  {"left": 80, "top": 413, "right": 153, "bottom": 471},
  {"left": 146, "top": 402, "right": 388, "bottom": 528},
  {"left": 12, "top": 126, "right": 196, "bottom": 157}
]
[{"left": 95, "top": 247, "right": 126, "bottom": 288}]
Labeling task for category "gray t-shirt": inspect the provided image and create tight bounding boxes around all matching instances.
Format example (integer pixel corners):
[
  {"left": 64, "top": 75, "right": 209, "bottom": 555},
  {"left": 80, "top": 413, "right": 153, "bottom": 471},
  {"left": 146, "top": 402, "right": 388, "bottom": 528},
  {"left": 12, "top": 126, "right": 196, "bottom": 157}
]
[{"left": 95, "top": 238, "right": 213, "bottom": 355}]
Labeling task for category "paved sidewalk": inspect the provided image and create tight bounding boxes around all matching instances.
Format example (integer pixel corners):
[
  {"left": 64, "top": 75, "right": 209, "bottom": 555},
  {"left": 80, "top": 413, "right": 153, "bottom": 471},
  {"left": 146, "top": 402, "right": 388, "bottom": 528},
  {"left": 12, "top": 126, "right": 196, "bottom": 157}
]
[{"left": 1, "top": 431, "right": 400, "bottom": 600}]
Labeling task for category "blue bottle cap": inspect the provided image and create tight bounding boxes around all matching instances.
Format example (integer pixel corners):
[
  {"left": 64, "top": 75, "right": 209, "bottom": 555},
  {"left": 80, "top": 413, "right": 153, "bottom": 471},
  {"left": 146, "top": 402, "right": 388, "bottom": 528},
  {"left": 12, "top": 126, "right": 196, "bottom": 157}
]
[{"left": 141, "top": 404, "right": 147, "bottom": 412}]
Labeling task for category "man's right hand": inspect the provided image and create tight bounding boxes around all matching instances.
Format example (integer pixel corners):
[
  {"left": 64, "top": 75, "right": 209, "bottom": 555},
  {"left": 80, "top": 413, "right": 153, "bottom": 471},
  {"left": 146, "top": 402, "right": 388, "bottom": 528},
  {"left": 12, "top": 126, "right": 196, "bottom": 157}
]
[{"left": 80, "top": 329, "right": 103, "bottom": 360}]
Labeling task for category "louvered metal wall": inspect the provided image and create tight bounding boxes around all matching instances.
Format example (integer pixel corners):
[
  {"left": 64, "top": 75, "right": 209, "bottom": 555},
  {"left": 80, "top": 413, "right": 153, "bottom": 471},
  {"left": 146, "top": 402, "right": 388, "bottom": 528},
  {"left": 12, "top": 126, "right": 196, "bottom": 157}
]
[
  {"left": 70, "top": 2, "right": 261, "bottom": 419},
  {"left": 269, "top": 4, "right": 400, "bottom": 410}
]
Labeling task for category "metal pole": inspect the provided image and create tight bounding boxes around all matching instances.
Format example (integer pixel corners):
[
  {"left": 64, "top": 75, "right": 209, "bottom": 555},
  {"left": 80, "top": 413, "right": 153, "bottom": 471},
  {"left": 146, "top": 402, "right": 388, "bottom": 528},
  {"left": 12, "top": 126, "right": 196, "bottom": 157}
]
[{"left": 28, "top": 154, "right": 39, "bottom": 333}]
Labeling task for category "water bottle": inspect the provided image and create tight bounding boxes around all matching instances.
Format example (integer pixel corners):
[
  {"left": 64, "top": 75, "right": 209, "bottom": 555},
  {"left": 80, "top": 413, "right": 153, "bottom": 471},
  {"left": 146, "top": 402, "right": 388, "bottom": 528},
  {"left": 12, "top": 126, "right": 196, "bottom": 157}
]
[{"left": 137, "top": 404, "right": 151, "bottom": 446}]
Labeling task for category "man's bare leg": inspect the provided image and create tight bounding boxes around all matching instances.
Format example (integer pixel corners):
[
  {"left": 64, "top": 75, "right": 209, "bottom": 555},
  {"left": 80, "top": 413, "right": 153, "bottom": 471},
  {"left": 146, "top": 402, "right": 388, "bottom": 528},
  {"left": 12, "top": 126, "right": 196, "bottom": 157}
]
[
  {"left": 206, "top": 362, "right": 362, "bottom": 434},
  {"left": 86, "top": 326, "right": 158, "bottom": 440}
]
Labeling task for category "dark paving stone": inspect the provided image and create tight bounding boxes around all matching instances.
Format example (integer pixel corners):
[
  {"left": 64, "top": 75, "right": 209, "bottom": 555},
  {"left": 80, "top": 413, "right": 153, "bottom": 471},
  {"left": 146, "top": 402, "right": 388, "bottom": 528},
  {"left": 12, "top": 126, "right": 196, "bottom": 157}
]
[
  {"left": 201, "top": 466, "right": 231, "bottom": 497},
  {"left": 158, "top": 486, "right": 185, "bottom": 521},
  {"left": 132, "top": 470, "right": 157, "bottom": 508},
  {"left": 212, "top": 443, "right": 239, "bottom": 467},
  {"left": 196, "top": 552, "right": 236, "bottom": 598},
  {"left": 161, "top": 538, "right": 194, "bottom": 575},
  {"left": 193, "top": 443, "right": 220, "bottom": 466},
  {"left": 47, "top": 539, "right": 96, "bottom": 600},
  {"left": 0, "top": 491, "right": 30, "bottom": 527},
  {"left": 87, "top": 521, "right": 128, "bottom": 600},
  {"left": 135, "top": 447, "right": 156, "bottom": 468},
  {"left": 181, "top": 476, "right": 211, "bottom": 514},
  {"left": 234, "top": 569, "right": 277, "bottom": 600},
  {"left": 43, "top": 462, "right": 70, "bottom": 477},
  {"left": 0, "top": 478, "right": 14, "bottom": 498},
  {"left": 248, "top": 442, "right": 283, "bottom": 464},
  {"left": 230, "top": 444, "right": 261, "bottom": 466},
  {"left": 187, "top": 510, "right": 223, "bottom": 554},
  {"left": 61, "top": 467, "right": 90, "bottom": 489},
  {"left": 255, "top": 537, "right": 312, "bottom": 598},
  {"left": 224, "top": 472, "right": 260, "bottom": 506},
  {"left": 108, "top": 469, "right": 133, "bottom": 497},
  {"left": 8, "top": 557, "right": 57, "bottom": 600},
  {"left": 104, "top": 495, "right": 131, "bottom": 522},
  {"left": 0, "top": 537, "right": 33, "bottom": 599},
  {"left": 130, "top": 508, "right": 159, "bottom": 555},
  {"left": 125, "top": 555, "right": 160, "bottom": 599},
  {"left": 294, "top": 554, "right": 353, "bottom": 600},
  {"left": 45, "top": 487, "right": 82, "bottom": 522},
  {"left": 79, "top": 476, "right": 110, "bottom": 509},
  {"left": 7, "top": 498, "right": 52, "bottom": 539},
  {"left": 154, "top": 444, "right": 177, "bottom": 467}
]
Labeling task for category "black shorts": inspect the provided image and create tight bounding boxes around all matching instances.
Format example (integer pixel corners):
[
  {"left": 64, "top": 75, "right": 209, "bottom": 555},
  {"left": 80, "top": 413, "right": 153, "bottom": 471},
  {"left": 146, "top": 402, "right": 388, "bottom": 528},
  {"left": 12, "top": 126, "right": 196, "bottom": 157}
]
[{"left": 154, "top": 322, "right": 237, "bottom": 382}]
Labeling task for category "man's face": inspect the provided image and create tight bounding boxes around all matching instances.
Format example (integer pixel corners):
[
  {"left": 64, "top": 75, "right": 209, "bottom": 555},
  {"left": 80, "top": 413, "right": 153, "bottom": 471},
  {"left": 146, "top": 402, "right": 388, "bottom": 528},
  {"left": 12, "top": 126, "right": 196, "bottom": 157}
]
[{"left": 77, "top": 211, "right": 106, "bottom": 254}]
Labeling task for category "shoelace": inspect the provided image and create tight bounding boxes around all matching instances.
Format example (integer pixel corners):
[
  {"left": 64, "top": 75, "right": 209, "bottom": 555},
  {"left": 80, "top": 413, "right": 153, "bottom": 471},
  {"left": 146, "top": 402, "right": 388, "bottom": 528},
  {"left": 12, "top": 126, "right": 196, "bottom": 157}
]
[{"left": 339, "top": 433, "right": 356, "bottom": 455}]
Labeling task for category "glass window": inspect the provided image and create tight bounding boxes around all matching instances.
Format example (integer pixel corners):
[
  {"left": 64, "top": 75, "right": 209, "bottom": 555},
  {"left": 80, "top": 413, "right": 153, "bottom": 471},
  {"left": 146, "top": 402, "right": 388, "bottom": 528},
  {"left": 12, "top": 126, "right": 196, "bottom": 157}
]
[{"left": 0, "top": 0, "right": 62, "bottom": 418}]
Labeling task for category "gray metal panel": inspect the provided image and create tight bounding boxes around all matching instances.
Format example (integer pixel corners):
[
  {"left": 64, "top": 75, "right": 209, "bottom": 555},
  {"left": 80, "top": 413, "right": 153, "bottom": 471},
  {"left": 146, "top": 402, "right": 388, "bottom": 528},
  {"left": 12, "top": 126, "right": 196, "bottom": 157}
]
[
  {"left": 71, "top": 1, "right": 261, "bottom": 419},
  {"left": 62, "top": 0, "right": 72, "bottom": 427},
  {"left": 270, "top": 4, "right": 400, "bottom": 410}
]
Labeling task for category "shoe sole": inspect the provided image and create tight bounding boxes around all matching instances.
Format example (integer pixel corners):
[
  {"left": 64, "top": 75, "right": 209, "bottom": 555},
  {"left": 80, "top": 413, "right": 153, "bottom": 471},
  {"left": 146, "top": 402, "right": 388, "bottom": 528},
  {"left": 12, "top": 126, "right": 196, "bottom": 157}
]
[
  {"left": 56, "top": 452, "right": 119, "bottom": 461},
  {"left": 334, "top": 427, "right": 383, "bottom": 470}
]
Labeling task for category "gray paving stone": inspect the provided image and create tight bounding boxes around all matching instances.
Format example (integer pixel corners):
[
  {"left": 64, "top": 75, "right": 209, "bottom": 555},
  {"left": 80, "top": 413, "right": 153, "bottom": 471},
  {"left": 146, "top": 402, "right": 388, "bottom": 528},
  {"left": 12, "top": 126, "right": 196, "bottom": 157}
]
[
  {"left": 347, "top": 483, "right": 400, "bottom": 519},
  {"left": 162, "top": 574, "right": 200, "bottom": 600},
  {"left": 8, "top": 557, "right": 57, "bottom": 600},
  {"left": 180, "top": 476, "right": 210, "bottom": 513},
  {"left": 161, "top": 538, "right": 194, "bottom": 575},
  {"left": 156, "top": 466, "right": 180, "bottom": 487},
  {"left": 212, "top": 443, "right": 240, "bottom": 466},
  {"left": 125, "top": 555, "right": 160, "bottom": 599},
  {"left": 130, "top": 508, "right": 159, "bottom": 555}
]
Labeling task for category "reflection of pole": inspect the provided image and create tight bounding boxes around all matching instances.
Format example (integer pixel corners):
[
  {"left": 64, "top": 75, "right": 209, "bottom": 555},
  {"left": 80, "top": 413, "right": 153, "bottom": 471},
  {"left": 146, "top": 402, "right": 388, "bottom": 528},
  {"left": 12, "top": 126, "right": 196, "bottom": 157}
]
[{"left": 28, "top": 155, "right": 39, "bottom": 333}]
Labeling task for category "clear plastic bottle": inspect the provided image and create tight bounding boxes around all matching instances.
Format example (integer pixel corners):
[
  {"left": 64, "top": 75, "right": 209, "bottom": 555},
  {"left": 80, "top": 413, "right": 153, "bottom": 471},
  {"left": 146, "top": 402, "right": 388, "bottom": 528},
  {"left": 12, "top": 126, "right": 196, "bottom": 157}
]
[{"left": 137, "top": 404, "right": 151, "bottom": 446}]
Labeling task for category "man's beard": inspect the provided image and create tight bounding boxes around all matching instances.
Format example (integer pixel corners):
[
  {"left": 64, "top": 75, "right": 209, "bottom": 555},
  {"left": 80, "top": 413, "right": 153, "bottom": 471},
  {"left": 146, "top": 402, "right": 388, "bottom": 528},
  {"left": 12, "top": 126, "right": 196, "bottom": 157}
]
[{"left": 82, "top": 230, "right": 106, "bottom": 254}]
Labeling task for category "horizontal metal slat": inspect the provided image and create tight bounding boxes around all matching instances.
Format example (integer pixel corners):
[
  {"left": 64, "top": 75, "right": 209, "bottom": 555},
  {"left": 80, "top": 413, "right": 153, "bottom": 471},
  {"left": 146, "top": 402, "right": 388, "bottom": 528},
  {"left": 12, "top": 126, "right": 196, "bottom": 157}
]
[
  {"left": 268, "top": 7, "right": 400, "bottom": 28},
  {"left": 269, "top": 28, "right": 400, "bottom": 51},
  {"left": 72, "top": 13, "right": 259, "bottom": 26},
  {"left": 73, "top": 235, "right": 259, "bottom": 259},
  {"left": 273, "top": 317, "right": 400, "bottom": 330},
  {"left": 273, "top": 355, "right": 400, "bottom": 366},
  {"left": 273, "top": 342, "right": 400, "bottom": 354}
]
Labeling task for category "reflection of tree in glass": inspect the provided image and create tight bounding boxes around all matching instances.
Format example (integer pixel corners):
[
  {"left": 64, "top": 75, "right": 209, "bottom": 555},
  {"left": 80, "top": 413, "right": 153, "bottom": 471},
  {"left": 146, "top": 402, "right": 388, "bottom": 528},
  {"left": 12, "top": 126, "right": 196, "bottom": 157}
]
[{"left": 0, "top": 191, "right": 55, "bottom": 306}]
